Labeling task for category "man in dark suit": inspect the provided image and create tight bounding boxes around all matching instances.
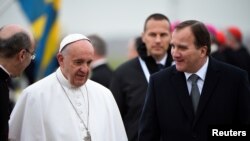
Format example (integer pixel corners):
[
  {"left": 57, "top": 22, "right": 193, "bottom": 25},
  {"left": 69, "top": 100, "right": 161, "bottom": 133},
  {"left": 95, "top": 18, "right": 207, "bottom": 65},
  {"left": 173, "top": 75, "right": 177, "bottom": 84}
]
[
  {"left": 0, "top": 24, "right": 35, "bottom": 141},
  {"left": 223, "top": 26, "right": 250, "bottom": 82},
  {"left": 110, "top": 13, "right": 173, "bottom": 141},
  {"left": 88, "top": 34, "right": 113, "bottom": 88},
  {"left": 138, "top": 20, "right": 250, "bottom": 141}
]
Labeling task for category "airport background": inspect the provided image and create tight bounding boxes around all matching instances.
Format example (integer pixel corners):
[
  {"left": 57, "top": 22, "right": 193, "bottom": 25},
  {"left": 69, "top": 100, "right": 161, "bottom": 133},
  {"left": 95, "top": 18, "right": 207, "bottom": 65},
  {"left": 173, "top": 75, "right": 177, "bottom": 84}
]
[{"left": 1, "top": 0, "right": 250, "bottom": 98}]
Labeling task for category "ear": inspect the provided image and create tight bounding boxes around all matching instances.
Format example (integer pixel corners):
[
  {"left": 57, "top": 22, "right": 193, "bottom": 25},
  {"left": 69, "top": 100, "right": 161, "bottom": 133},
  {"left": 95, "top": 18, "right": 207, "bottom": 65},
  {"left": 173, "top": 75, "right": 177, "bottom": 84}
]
[
  {"left": 57, "top": 53, "right": 64, "bottom": 66},
  {"left": 200, "top": 46, "right": 208, "bottom": 57},
  {"left": 18, "top": 49, "right": 27, "bottom": 62}
]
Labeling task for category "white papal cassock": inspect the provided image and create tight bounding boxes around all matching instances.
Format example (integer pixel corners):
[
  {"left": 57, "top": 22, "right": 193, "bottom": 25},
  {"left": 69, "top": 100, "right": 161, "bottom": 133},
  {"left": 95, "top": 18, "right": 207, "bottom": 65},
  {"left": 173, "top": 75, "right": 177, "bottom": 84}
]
[{"left": 9, "top": 68, "right": 128, "bottom": 141}]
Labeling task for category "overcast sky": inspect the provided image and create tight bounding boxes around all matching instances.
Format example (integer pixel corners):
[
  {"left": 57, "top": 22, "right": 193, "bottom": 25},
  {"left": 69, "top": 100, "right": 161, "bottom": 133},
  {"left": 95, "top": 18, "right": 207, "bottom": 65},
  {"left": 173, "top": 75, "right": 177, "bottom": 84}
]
[
  {"left": 1, "top": 0, "right": 249, "bottom": 38},
  {"left": 1, "top": 0, "right": 249, "bottom": 62}
]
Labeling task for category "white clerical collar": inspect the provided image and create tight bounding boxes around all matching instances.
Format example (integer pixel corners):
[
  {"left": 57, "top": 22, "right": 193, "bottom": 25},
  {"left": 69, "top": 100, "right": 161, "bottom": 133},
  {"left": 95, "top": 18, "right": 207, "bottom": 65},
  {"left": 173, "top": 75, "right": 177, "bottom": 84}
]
[
  {"left": 156, "top": 53, "right": 168, "bottom": 65},
  {"left": 56, "top": 68, "right": 81, "bottom": 89},
  {"left": 184, "top": 57, "right": 209, "bottom": 81},
  {"left": 0, "top": 65, "right": 10, "bottom": 76}
]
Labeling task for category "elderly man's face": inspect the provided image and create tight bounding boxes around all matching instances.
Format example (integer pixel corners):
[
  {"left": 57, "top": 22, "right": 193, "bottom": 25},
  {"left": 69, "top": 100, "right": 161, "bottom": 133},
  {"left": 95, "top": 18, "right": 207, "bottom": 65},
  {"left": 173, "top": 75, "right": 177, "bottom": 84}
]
[{"left": 58, "top": 40, "right": 94, "bottom": 87}]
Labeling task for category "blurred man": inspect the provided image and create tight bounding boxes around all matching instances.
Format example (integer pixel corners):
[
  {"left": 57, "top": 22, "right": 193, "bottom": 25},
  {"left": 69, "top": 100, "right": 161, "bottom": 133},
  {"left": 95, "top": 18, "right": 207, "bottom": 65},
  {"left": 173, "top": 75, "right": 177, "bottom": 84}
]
[
  {"left": 0, "top": 24, "right": 35, "bottom": 141},
  {"left": 88, "top": 34, "right": 113, "bottom": 88},
  {"left": 110, "top": 13, "right": 173, "bottom": 141},
  {"left": 138, "top": 20, "right": 250, "bottom": 141},
  {"left": 223, "top": 26, "right": 250, "bottom": 81},
  {"left": 9, "top": 34, "right": 127, "bottom": 141},
  {"left": 127, "top": 36, "right": 139, "bottom": 60}
]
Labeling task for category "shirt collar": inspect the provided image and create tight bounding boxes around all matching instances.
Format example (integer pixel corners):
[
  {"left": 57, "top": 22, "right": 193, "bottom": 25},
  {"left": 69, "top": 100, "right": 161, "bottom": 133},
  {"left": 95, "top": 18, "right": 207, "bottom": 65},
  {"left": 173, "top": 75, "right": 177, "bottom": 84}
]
[
  {"left": 156, "top": 53, "right": 168, "bottom": 65},
  {"left": 91, "top": 58, "right": 107, "bottom": 69},
  {"left": 184, "top": 57, "right": 209, "bottom": 81}
]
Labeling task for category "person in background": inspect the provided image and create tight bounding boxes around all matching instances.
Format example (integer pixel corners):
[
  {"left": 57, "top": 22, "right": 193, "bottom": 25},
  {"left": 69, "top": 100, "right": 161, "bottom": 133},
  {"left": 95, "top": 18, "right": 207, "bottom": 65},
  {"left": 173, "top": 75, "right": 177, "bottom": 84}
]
[
  {"left": 127, "top": 36, "right": 139, "bottom": 60},
  {"left": 206, "top": 24, "right": 218, "bottom": 54},
  {"left": 0, "top": 24, "right": 35, "bottom": 141},
  {"left": 138, "top": 20, "right": 250, "bottom": 141},
  {"left": 223, "top": 26, "right": 250, "bottom": 81},
  {"left": 88, "top": 34, "right": 113, "bottom": 88},
  {"left": 9, "top": 33, "right": 127, "bottom": 141},
  {"left": 110, "top": 13, "right": 173, "bottom": 141},
  {"left": 211, "top": 30, "right": 228, "bottom": 62}
]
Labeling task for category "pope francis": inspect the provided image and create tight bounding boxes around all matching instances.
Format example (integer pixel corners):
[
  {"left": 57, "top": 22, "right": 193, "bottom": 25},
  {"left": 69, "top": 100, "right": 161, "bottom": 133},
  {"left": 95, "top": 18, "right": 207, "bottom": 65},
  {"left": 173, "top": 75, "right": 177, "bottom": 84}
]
[{"left": 8, "top": 34, "right": 128, "bottom": 141}]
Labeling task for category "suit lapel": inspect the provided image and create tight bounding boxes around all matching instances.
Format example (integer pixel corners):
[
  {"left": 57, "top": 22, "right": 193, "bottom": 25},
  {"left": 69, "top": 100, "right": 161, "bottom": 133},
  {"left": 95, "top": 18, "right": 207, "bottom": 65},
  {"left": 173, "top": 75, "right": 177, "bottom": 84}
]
[
  {"left": 193, "top": 57, "right": 220, "bottom": 125},
  {"left": 164, "top": 51, "right": 173, "bottom": 68},
  {"left": 171, "top": 69, "right": 194, "bottom": 121}
]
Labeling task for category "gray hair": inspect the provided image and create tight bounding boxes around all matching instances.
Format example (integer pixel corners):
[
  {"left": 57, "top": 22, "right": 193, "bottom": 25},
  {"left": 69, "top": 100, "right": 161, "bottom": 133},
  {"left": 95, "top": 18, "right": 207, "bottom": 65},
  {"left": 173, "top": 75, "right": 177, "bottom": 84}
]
[{"left": 0, "top": 32, "right": 32, "bottom": 58}]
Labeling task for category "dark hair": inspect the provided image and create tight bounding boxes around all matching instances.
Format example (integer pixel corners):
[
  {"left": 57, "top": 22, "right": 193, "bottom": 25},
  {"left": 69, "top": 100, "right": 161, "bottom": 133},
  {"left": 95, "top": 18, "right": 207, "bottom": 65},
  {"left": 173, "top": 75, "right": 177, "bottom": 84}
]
[
  {"left": 175, "top": 20, "right": 211, "bottom": 55},
  {"left": 143, "top": 13, "right": 171, "bottom": 31},
  {"left": 0, "top": 32, "right": 32, "bottom": 58},
  {"left": 135, "top": 36, "right": 143, "bottom": 50},
  {"left": 87, "top": 34, "right": 106, "bottom": 56}
]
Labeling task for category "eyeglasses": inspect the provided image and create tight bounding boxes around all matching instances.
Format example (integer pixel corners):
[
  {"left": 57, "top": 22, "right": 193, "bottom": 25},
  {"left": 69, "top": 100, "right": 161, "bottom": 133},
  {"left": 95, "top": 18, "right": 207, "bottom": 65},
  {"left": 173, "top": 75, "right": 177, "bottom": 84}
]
[{"left": 25, "top": 49, "right": 36, "bottom": 60}]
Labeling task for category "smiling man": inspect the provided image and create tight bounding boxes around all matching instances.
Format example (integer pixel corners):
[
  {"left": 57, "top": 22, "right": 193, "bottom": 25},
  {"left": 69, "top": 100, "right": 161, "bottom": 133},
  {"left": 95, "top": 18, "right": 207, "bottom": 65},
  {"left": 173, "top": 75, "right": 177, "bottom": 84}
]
[
  {"left": 9, "top": 34, "right": 128, "bottom": 141},
  {"left": 138, "top": 20, "right": 250, "bottom": 141}
]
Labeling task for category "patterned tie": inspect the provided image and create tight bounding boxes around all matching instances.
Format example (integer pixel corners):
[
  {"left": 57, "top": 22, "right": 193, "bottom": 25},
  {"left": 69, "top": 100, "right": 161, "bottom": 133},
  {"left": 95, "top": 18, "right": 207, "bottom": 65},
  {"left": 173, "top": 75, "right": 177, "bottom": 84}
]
[{"left": 189, "top": 74, "right": 200, "bottom": 114}]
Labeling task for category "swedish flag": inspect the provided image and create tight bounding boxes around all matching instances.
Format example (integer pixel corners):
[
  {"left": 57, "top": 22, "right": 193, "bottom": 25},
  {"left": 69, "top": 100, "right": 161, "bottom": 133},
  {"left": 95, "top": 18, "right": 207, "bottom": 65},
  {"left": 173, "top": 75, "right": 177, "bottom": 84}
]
[{"left": 18, "top": 0, "right": 60, "bottom": 80}]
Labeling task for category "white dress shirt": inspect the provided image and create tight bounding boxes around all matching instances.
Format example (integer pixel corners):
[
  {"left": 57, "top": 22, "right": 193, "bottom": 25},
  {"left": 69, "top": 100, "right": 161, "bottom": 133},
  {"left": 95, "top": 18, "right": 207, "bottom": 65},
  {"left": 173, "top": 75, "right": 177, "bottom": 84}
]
[{"left": 184, "top": 57, "right": 209, "bottom": 95}]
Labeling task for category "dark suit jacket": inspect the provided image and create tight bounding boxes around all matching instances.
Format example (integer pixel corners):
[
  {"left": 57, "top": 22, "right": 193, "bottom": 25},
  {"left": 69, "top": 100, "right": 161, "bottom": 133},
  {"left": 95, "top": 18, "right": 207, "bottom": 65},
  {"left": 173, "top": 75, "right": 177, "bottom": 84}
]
[
  {"left": 110, "top": 55, "right": 172, "bottom": 141},
  {"left": 0, "top": 68, "right": 10, "bottom": 141},
  {"left": 90, "top": 63, "right": 113, "bottom": 88},
  {"left": 223, "top": 46, "right": 250, "bottom": 81},
  {"left": 138, "top": 57, "right": 250, "bottom": 141}
]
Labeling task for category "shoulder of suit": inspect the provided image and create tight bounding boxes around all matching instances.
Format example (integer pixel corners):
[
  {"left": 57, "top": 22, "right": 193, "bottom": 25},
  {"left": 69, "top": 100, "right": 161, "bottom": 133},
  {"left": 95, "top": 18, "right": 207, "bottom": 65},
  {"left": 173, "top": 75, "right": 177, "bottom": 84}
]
[
  {"left": 114, "top": 57, "right": 139, "bottom": 72},
  {"left": 211, "top": 57, "right": 246, "bottom": 73},
  {"left": 151, "top": 65, "right": 176, "bottom": 78}
]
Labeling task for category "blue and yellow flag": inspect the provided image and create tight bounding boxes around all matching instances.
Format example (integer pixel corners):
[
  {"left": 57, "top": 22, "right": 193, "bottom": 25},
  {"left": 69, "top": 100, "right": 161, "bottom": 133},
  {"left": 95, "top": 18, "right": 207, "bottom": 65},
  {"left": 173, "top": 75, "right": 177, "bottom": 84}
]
[{"left": 18, "top": 0, "right": 60, "bottom": 80}]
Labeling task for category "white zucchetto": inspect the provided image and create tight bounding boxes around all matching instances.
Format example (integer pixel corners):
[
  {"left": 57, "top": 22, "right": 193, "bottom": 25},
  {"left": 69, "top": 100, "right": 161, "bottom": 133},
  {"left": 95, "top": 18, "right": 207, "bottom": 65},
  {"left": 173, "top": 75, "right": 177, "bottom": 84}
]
[{"left": 59, "top": 33, "right": 90, "bottom": 52}]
